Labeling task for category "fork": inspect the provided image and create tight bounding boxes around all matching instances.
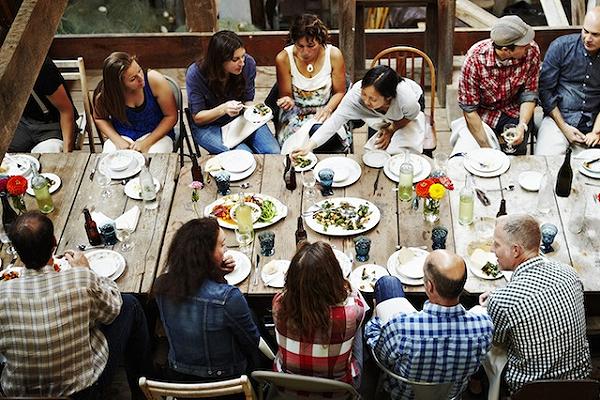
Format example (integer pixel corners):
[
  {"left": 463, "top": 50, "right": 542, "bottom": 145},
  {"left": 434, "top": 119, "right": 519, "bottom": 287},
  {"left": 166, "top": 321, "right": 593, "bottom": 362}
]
[
  {"left": 584, "top": 157, "right": 600, "bottom": 169},
  {"left": 4, "top": 154, "right": 23, "bottom": 169},
  {"left": 450, "top": 152, "right": 489, "bottom": 169}
]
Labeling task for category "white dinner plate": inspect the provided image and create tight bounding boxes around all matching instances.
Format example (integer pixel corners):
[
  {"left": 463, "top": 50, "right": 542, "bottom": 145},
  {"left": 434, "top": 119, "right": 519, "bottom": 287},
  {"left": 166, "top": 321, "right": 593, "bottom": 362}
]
[
  {"left": 243, "top": 103, "right": 273, "bottom": 124},
  {"left": 106, "top": 152, "right": 134, "bottom": 171},
  {"left": 218, "top": 150, "right": 255, "bottom": 173},
  {"left": 0, "top": 154, "right": 40, "bottom": 177},
  {"left": 99, "top": 151, "right": 145, "bottom": 180},
  {"left": 333, "top": 249, "right": 353, "bottom": 277},
  {"left": 261, "top": 259, "right": 290, "bottom": 288},
  {"left": 224, "top": 250, "right": 251, "bottom": 285},
  {"left": 362, "top": 150, "right": 391, "bottom": 169},
  {"left": 388, "top": 153, "right": 424, "bottom": 176},
  {"left": 313, "top": 157, "right": 362, "bottom": 188},
  {"left": 205, "top": 193, "right": 288, "bottom": 230},
  {"left": 467, "top": 248, "right": 503, "bottom": 280},
  {"left": 518, "top": 171, "right": 542, "bottom": 191},
  {"left": 209, "top": 157, "right": 257, "bottom": 182},
  {"left": 578, "top": 149, "right": 600, "bottom": 179},
  {"left": 304, "top": 197, "right": 381, "bottom": 236},
  {"left": 26, "top": 173, "right": 62, "bottom": 196},
  {"left": 383, "top": 154, "right": 432, "bottom": 184},
  {"left": 464, "top": 155, "right": 510, "bottom": 178},
  {"left": 464, "top": 149, "right": 505, "bottom": 173},
  {"left": 349, "top": 264, "right": 389, "bottom": 292},
  {"left": 286, "top": 152, "right": 318, "bottom": 172},
  {"left": 86, "top": 249, "right": 125, "bottom": 279},
  {"left": 124, "top": 177, "right": 161, "bottom": 200},
  {"left": 387, "top": 247, "right": 429, "bottom": 280}
]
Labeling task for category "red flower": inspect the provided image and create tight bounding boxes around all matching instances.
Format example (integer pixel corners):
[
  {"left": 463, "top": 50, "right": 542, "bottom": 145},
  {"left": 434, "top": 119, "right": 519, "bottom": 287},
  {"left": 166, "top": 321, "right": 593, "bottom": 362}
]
[
  {"left": 415, "top": 179, "right": 434, "bottom": 198},
  {"left": 0, "top": 177, "right": 8, "bottom": 193},
  {"left": 6, "top": 176, "right": 28, "bottom": 196},
  {"left": 597, "top": 193, "right": 600, "bottom": 203}
]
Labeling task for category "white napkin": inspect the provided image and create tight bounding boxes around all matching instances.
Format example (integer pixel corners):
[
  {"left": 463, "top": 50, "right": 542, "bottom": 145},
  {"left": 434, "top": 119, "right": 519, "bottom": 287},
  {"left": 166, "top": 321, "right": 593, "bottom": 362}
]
[
  {"left": 204, "top": 157, "right": 222, "bottom": 173},
  {"left": 115, "top": 206, "right": 140, "bottom": 231},
  {"left": 259, "top": 337, "right": 275, "bottom": 360},
  {"left": 280, "top": 120, "right": 315, "bottom": 155},
  {"left": 91, "top": 211, "right": 114, "bottom": 229},
  {"left": 222, "top": 116, "right": 269, "bottom": 149},
  {"left": 364, "top": 112, "right": 426, "bottom": 155}
]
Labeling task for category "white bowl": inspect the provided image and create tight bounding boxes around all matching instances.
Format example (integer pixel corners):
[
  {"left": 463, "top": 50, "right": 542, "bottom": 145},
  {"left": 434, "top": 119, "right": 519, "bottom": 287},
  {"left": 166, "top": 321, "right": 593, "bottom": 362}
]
[{"left": 108, "top": 153, "right": 133, "bottom": 171}]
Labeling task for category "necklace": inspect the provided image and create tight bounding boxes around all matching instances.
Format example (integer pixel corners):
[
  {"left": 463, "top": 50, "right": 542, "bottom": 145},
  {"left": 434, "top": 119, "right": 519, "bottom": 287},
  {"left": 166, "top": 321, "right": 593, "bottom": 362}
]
[{"left": 306, "top": 63, "right": 314, "bottom": 73}]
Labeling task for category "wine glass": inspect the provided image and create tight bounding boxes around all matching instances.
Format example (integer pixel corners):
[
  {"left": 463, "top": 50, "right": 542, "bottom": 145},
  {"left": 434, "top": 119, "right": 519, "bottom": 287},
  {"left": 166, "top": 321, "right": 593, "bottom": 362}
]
[
  {"left": 502, "top": 124, "right": 518, "bottom": 154},
  {"left": 95, "top": 162, "right": 113, "bottom": 199},
  {"left": 116, "top": 228, "right": 135, "bottom": 252},
  {"left": 235, "top": 227, "right": 254, "bottom": 257},
  {"left": 301, "top": 171, "right": 317, "bottom": 209}
]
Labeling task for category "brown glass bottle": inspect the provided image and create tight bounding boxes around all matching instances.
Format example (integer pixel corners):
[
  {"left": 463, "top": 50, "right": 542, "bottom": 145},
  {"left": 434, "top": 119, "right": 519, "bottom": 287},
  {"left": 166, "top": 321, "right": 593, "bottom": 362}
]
[
  {"left": 284, "top": 155, "right": 297, "bottom": 191},
  {"left": 83, "top": 208, "right": 103, "bottom": 245},
  {"left": 295, "top": 216, "right": 307, "bottom": 246},
  {"left": 555, "top": 147, "right": 573, "bottom": 197}
]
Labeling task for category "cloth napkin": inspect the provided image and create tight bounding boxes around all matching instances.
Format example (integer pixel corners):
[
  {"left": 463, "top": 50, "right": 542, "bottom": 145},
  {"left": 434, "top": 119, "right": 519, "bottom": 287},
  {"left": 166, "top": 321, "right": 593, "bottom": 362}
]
[
  {"left": 222, "top": 115, "right": 270, "bottom": 149},
  {"left": 204, "top": 157, "right": 222, "bottom": 173},
  {"left": 364, "top": 112, "right": 427, "bottom": 155},
  {"left": 115, "top": 206, "right": 141, "bottom": 231},
  {"left": 91, "top": 211, "right": 114, "bottom": 229}
]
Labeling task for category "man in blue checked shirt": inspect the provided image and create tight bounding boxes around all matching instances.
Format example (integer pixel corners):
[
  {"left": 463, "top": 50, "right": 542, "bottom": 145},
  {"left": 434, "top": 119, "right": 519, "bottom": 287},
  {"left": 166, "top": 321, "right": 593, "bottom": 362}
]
[{"left": 365, "top": 250, "right": 493, "bottom": 400}]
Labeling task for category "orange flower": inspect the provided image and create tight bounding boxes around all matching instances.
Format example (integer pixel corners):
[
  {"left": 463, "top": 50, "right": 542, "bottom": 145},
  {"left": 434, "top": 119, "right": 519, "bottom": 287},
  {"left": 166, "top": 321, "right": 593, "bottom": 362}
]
[
  {"left": 6, "top": 176, "right": 28, "bottom": 196},
  {"left": 415, "top": 179, "right": 434, "bottom": 198}
]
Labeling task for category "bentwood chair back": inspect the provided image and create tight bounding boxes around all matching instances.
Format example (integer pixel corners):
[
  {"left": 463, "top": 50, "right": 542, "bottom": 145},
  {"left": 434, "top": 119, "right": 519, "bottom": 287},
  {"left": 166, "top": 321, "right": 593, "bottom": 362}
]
[
  {"left": 138, "top": 375, "right": 256, "bottom": 399},
  {"left": 162, "top": 75, "right": 186, "bottom": 166},
  {"left": 54, "top": 57, "right": 99, "bottom": 152},
  {"left": 370, "top": 46, "right": 437, "bottom": 156},
  {"left": 251, "top": 370, "right": 361, "bottom": 400},
  {"left": 371, "top": 348, "right": 458, "bottom": 400},
  {"left": 511, "top": 379, "right": 600, "bottom": 400}
]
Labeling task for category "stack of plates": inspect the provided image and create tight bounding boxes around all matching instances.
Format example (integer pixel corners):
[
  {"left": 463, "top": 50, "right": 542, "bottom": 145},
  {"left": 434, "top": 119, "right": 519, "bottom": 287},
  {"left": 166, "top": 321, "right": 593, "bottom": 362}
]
[
  {"left": 386, "top": 247, "right": 429, "bottom": 285},
  {"left": 578, "top": 149, "right": 600, "bottom": 179},
  {"left": 101, "top": 150, "right": 145, "bottom": 180},
  {"left": 87, "top": 249, "right": 126, "bottom": 281},
  {"left": 313, "top": 157, "right": 362, "bottom": 187},
  {"left": 383, "top": 153, "right": 432, "bottom": 183},
  {"left": 214, "top": 150, "right": 257, "bottom": 181},
  {"left": 0, "top": 154, "right": 40, "bottom": 177},
  {"left": 463, "top": 149, "right": 510, "bottom": 177}
]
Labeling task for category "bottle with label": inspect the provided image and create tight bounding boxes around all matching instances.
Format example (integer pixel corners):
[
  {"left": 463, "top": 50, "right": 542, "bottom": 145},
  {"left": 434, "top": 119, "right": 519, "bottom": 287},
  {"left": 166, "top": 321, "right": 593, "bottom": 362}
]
[
  {"left": 140, "top": 164, "right": 158, "bottom": 210},
  {"left": 284, "top": 155, "right": 297, "bottom": 191},
  {"left": 30, "top": 169, "right": 54, "bottom": 214},
  {"left": 295, "top": 216, "right": 307, "bottom": 246},
  {"left": 555, "top": 147, "right": 573, "bottom": 197},
  {"left": 458, "top": 175, "right": 474, "bottom": 225},
  {"left": 83, "top": 208, "right": 103, "bottom": 246},
  {"left": 397, "top": 149, "right": 414, "bottom": 202}
]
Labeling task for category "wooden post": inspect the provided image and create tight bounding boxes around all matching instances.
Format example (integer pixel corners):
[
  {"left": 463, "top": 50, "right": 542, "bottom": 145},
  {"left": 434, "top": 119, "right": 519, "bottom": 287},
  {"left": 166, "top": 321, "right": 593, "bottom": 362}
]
[
  {"left": 438, "top": 0, "right": 456, "bottom": 108},
  {"left": 338, "top": 0, "right": 357, "bottom": 82},
  {"left": 183, "top": 0, "right": 217, "bottom": 32},
  {"left": 571, "top": 0, "right": 586, "bottom": 25},
  {"left": 0, "top": 0, "right": 68, "bottom": 161}
]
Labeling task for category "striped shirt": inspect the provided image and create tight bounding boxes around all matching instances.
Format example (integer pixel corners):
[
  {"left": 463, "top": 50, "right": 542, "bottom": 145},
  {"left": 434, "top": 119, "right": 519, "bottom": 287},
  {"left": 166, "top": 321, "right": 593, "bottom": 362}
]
[
  {"left": 365, "top": 302, "right": 493, "bottom": 400},
  {"left": 0, "top": 265, "right": 122, "bottom": 396},
  {"left": 272, "top": 291, "right": 365, "bottom": 387},
  {"left": 488, "top": 256, "right": 591, "bottom": 393}
]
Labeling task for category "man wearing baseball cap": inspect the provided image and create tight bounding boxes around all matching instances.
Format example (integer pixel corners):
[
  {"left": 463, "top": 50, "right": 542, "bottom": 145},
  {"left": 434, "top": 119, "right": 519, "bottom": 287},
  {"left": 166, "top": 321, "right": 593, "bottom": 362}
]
[{"left": 451, "top": 15, "right": 540, "bottom": 156}]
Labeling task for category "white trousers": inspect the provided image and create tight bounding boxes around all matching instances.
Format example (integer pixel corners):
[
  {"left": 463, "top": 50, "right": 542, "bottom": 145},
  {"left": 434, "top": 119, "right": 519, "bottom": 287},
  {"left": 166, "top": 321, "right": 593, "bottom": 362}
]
[
  {"left": 534, "top": 116, "right": 592, "bottom": 156},
  {"left": 102, "top": 133, "right": 173, "bottom": 153},
  {"left": 363, "top": 112, "right": 426, "bottom": 155},
  {"left": 31, "top": 138, "right": 63, "bottom": 153},
  {"left": 449, "top": 117, "right": 501, "bottom": 156}
]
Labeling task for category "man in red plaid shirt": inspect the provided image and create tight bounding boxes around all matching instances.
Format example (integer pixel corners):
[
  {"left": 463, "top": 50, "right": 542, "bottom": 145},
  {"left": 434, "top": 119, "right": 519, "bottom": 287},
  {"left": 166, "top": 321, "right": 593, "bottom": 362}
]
[{"left": 451, "top": 15, "right": 540, "bottom": 156}]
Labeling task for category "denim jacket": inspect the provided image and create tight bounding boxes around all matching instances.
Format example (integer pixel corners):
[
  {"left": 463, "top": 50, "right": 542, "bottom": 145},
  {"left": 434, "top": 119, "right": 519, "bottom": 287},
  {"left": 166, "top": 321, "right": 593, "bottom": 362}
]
[{"left": 156, "top": 278, "right": 260, "bottom": 378}]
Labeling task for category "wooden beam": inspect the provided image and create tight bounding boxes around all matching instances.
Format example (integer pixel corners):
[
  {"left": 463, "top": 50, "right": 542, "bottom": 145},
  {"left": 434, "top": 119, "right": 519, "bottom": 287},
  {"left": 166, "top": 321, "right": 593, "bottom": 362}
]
[
  {"left": 338, "top": 0, "right": 357, "bottom": 81},
  {"left": 183, "top": 0, "right": 217, "bottom": 32},
  {"left": 456, "top": 0, "right": 498, "bottom": 28},
  {"left": 0, "top": 0, "right": 68, "bottom": 160},
  {"left": 541, "top": 0, "right": 570, "bottom": 26},
  {"left": 572, "top": 0, "right": 586, "bottom": 25}
]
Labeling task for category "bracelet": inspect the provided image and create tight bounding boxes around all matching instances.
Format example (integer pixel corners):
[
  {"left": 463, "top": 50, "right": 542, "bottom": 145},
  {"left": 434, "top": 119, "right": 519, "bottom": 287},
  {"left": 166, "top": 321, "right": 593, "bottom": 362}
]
[{"left": 518, "top": 122, "right": 528, "bottom": 132}]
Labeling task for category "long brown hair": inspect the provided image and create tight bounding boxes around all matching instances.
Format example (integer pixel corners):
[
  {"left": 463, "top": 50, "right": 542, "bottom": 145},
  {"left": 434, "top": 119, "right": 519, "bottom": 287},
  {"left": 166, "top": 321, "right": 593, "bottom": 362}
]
[
  {"left": 152, "top": 218, "right": 221, "bottom": 301},
  {"left": 276, "top": 241, "right": 350, "bottom": 336},
  {"left": 198, "top": 30, "right": 246, "bottom": 102},
  {"left": 94, "top": 51, "right": 137, "bottom": 124}
]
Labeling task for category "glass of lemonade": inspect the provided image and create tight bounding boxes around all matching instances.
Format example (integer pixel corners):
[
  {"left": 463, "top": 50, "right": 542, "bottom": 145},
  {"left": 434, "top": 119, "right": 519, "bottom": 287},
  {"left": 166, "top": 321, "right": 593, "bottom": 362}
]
[{"left": 502, "top": 124, "right": 518, "bottom": 154}]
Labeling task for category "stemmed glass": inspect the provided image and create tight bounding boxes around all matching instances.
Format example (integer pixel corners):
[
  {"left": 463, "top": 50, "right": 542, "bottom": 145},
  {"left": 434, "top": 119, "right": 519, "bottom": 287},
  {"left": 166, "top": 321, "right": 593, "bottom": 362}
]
[
  {"left": 116, "top": 228, "right": 135, "bottom": 252},
  {"left": 235, "top": 227, "right": 254, "bottom": 257},
  {"left": 301, "top": 171, "right": 317, "bottom": 209},
  {"left": 502, "top": 124, "right": 518, "bottom": 154},
  {"left": 95, "top": 162, "right": 113, "bottom": 199}
]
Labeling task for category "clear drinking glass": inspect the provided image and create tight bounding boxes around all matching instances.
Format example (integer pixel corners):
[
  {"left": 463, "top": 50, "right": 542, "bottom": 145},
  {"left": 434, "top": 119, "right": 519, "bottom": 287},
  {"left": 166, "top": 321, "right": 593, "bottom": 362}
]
[
  {"left": 431, "top": 152, "right": 449, "bottom": 177},
  {"left": 502, "top": 124, "right": 518, "bottom": 154},
  {"left": 235, "top": 227, "right": 254, "bottom": 257},
  {"left": 95, "top": 163, "right": 113, "bottom": 199},
  {"left": 536, "top": 173, "right": 554, "bottom": 215},
  {"left": 116, "top": 228, "right": 135, "bottom": 252},
  {"left": 301, "top": 171, "right": 317, "bottom": 208}
]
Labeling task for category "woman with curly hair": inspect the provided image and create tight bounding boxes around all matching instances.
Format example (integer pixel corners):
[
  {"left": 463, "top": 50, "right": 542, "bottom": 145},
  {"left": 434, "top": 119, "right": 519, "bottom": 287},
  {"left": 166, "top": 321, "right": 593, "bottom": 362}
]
[{"left": 272, "top": 241, "right": 365, "bottom": 389}]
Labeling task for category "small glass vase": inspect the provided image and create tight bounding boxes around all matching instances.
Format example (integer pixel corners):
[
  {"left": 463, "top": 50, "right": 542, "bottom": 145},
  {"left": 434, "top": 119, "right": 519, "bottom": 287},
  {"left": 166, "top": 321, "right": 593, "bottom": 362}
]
[
  {"left": 11, "top": 194, "right": 27, "bottom": 215},
  {"left": 423, "top": 198, "right": 441, "bottom": 223}
]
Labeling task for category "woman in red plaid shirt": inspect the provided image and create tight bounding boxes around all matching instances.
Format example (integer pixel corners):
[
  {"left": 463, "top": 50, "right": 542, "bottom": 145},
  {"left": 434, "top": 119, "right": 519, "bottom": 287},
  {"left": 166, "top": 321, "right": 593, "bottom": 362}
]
[{"left": 272, "top": 241, "right": 366, "bottom": 389}]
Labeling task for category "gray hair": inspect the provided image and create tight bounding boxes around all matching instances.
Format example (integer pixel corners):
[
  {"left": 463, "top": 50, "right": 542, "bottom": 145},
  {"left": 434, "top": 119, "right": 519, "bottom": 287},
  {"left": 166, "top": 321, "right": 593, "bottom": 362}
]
[{"left": 498, "top": 214, "right": 541, "bottom": 251}]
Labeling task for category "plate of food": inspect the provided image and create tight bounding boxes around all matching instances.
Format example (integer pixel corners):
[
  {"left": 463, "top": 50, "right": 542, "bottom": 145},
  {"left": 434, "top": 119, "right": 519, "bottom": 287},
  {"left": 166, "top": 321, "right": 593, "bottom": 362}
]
[
  {"left": 349, "top": 264, "right": 389, "bottom": 292},
  {"left": 244, "top": 103, "right": 273, "bottom": 124},
  {"left": 124, "top": 177, "right": 161, "bottom": 200},
  {"left": 313, "top": 157, "right": 362, "bottom": 188},
  {"left": 1, "top": 266, "right": 22, "bottom": 281},
  {"left": 86, "top": 249, "right": 126, "bottom": 280},
  {"left": 0, "top": 154, "right": 40, "bottom": 177},
  {"left": 261, "top": 259, "right": 290, "bottom": 288},
  {"left": 387, "top": 247, "right": 429, "bottom": 285},
  {"left": 304, "top": 197, "right": 380, "bottom": 236},
  {"left": 99, "top": 150, "right": 145, "bottom": 180},
  {"left": 466, "top": 243, "right": 502, "bottom": 280},
  {"left": 224, "top": 250, "right": 251, "bottom": 286},
  {"left": 333, "top": 249, "right": 353, "bottom": 277},
  {"left": 205, "top": 193, "right": 288, "bottom": 230},
  {"left": 286, "top": 152, "right": 318, "bottom": 172},
  {"left": 26, "top": 173, "right": 62, "bottom": 196}
]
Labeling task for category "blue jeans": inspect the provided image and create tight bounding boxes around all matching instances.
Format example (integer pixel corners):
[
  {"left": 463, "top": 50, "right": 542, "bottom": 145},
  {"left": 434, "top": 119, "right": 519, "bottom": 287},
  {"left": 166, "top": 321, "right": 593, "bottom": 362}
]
[
  {"left": 191, "top": 123, "right": 280, "bottom": 154},
  {"left": 374, "top": 275, "right": 406, "bottom": 305}
]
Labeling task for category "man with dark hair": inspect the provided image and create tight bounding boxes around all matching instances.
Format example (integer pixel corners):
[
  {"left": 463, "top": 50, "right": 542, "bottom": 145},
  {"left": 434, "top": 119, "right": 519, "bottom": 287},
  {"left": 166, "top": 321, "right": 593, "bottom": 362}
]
[
  {"left": 0, "top": 211, "right": 150, "bottom": 399},
  {"left": 365, "top": 250, "right": 493, "bottom": 399},
  {"left": 451, "top": 15, "right": 540, "bottom": 156}
]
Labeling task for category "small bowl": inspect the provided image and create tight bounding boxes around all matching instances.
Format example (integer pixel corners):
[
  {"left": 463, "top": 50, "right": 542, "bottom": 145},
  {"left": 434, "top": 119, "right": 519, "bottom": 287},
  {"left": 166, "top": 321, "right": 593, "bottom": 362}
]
[{"left": 108, "top": 153, "right": 133, "bottom": 171}]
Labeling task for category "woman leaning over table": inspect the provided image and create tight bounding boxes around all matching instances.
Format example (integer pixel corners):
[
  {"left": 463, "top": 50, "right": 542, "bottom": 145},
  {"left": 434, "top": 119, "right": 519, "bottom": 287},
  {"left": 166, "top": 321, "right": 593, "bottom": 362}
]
[
  {"left": 292, "top": 64, "right": 425, "bottom": 157},
  {"left": 272, "top": 241, "right": 365, "bottom": 390},
  {"left": 153, "top": 218, "right": 263, "bottom": 385},
  {"left": 274, "top": 14, "right": 347, "bottom": 151},
  {"left": 93, "top": 52, "right": 177, "bottom": 153},
  {"left": 186, "top": 30, "right": 280, "bottom": 154}
]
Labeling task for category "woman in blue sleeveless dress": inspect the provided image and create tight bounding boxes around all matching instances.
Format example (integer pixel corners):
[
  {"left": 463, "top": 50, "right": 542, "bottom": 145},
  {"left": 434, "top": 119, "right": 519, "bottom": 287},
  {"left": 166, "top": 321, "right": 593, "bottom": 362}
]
[{"left": 93, "top": 52, "right": 177, "bottom": 153}]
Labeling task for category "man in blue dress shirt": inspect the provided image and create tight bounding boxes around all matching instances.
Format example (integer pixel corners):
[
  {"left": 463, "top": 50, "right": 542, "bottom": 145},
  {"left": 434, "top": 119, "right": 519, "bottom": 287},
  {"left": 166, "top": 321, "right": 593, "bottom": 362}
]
[
  {"left": 536, "top": 7, "right": 600, "bottom": 155},
  {"left": 365, "top": 250, "right": 493, "bottom": 400}
]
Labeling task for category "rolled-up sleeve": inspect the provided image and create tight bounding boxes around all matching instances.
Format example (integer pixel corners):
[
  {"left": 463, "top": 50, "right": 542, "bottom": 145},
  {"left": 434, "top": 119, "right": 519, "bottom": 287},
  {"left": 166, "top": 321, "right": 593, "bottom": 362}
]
[
  {"left": 458, "top": 55, "right": 481, "bottom": 113},
  {"left": 539, "top": 41, "right": 562, "bottom": 114},
  {"left": 519, "top": 44, "right": 541, "bottom": 104}
]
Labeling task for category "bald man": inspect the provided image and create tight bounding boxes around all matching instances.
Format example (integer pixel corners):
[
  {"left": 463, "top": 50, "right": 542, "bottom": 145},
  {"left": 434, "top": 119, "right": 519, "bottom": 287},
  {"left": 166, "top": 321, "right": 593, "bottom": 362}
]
[
  {"left": 365, "top": 250, "right": 493, "bottom": 400},
  {"left": 536, "top": 7, "right": 600, "bottom": 155},
  {"left": 481, "top": 214, "right": 591, "bottom": 393}
]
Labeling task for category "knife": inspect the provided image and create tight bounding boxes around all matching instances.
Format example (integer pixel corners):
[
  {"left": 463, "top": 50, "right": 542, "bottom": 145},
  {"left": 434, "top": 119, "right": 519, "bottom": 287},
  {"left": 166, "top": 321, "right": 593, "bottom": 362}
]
[
  {"left": 89, "top": 156, "right": 101, "bottom": 181},
  {"left": 372, "top": 169, "right": 381, "bottom": 195},
  {"left": 253, "top": 254, "right": 260, "bottom": 286}
]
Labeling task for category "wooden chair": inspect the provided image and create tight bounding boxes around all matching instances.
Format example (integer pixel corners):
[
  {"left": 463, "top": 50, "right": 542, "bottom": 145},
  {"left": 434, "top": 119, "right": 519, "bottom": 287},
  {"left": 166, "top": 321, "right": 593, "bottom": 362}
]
[
  {"left": 162, "top": 75, "right": 186, "bottom": 166},
  {"left": 138, "top": 375, "right": 256, "bottom": 400},
  {"left": 53, "top": 57, "right": 99, "bottom": 152},
  {"left": 511, "top": 379, "right": 600, "bottom": 400},
  {"left": 370, "top": 348, "right": 459, "bottom": 400},
  {"left": 3, "top": 397, "right": 71, "bottom": 399},
  {"left": 251, "top": 370, "right": 360, "bottom": 400},
  {"left": 370, "top": 46, "right": 437, "bottom": 157}
]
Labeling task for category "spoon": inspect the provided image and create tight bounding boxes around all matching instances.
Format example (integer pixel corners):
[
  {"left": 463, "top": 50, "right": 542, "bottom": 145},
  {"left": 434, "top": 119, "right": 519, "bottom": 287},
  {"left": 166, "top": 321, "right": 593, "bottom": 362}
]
[
  {"left": 486, "top": 185, "right": 515, "bottom": 192},
  {"left": 77, "top": 244, "right": 107, "bottom": 251},
  {"left": 231, "top": 182, "right": 251, "bottom": 189}
]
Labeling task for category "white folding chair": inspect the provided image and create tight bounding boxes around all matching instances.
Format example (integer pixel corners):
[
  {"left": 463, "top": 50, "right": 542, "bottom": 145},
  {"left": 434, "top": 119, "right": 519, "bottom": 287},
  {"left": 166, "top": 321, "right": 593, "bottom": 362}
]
[
  {"left": 139, "top": 375, "right": 256, "bottom": 400},
  {"left": 251, "top": 370, "right": 361, "bottom": 400}
]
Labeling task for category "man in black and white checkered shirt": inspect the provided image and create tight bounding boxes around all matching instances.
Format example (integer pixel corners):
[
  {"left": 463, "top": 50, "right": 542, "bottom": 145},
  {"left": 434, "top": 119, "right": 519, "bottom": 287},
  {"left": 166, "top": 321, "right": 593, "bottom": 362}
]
[{"left": 480, "top": 214, "right": 591, "bottom": 393}]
